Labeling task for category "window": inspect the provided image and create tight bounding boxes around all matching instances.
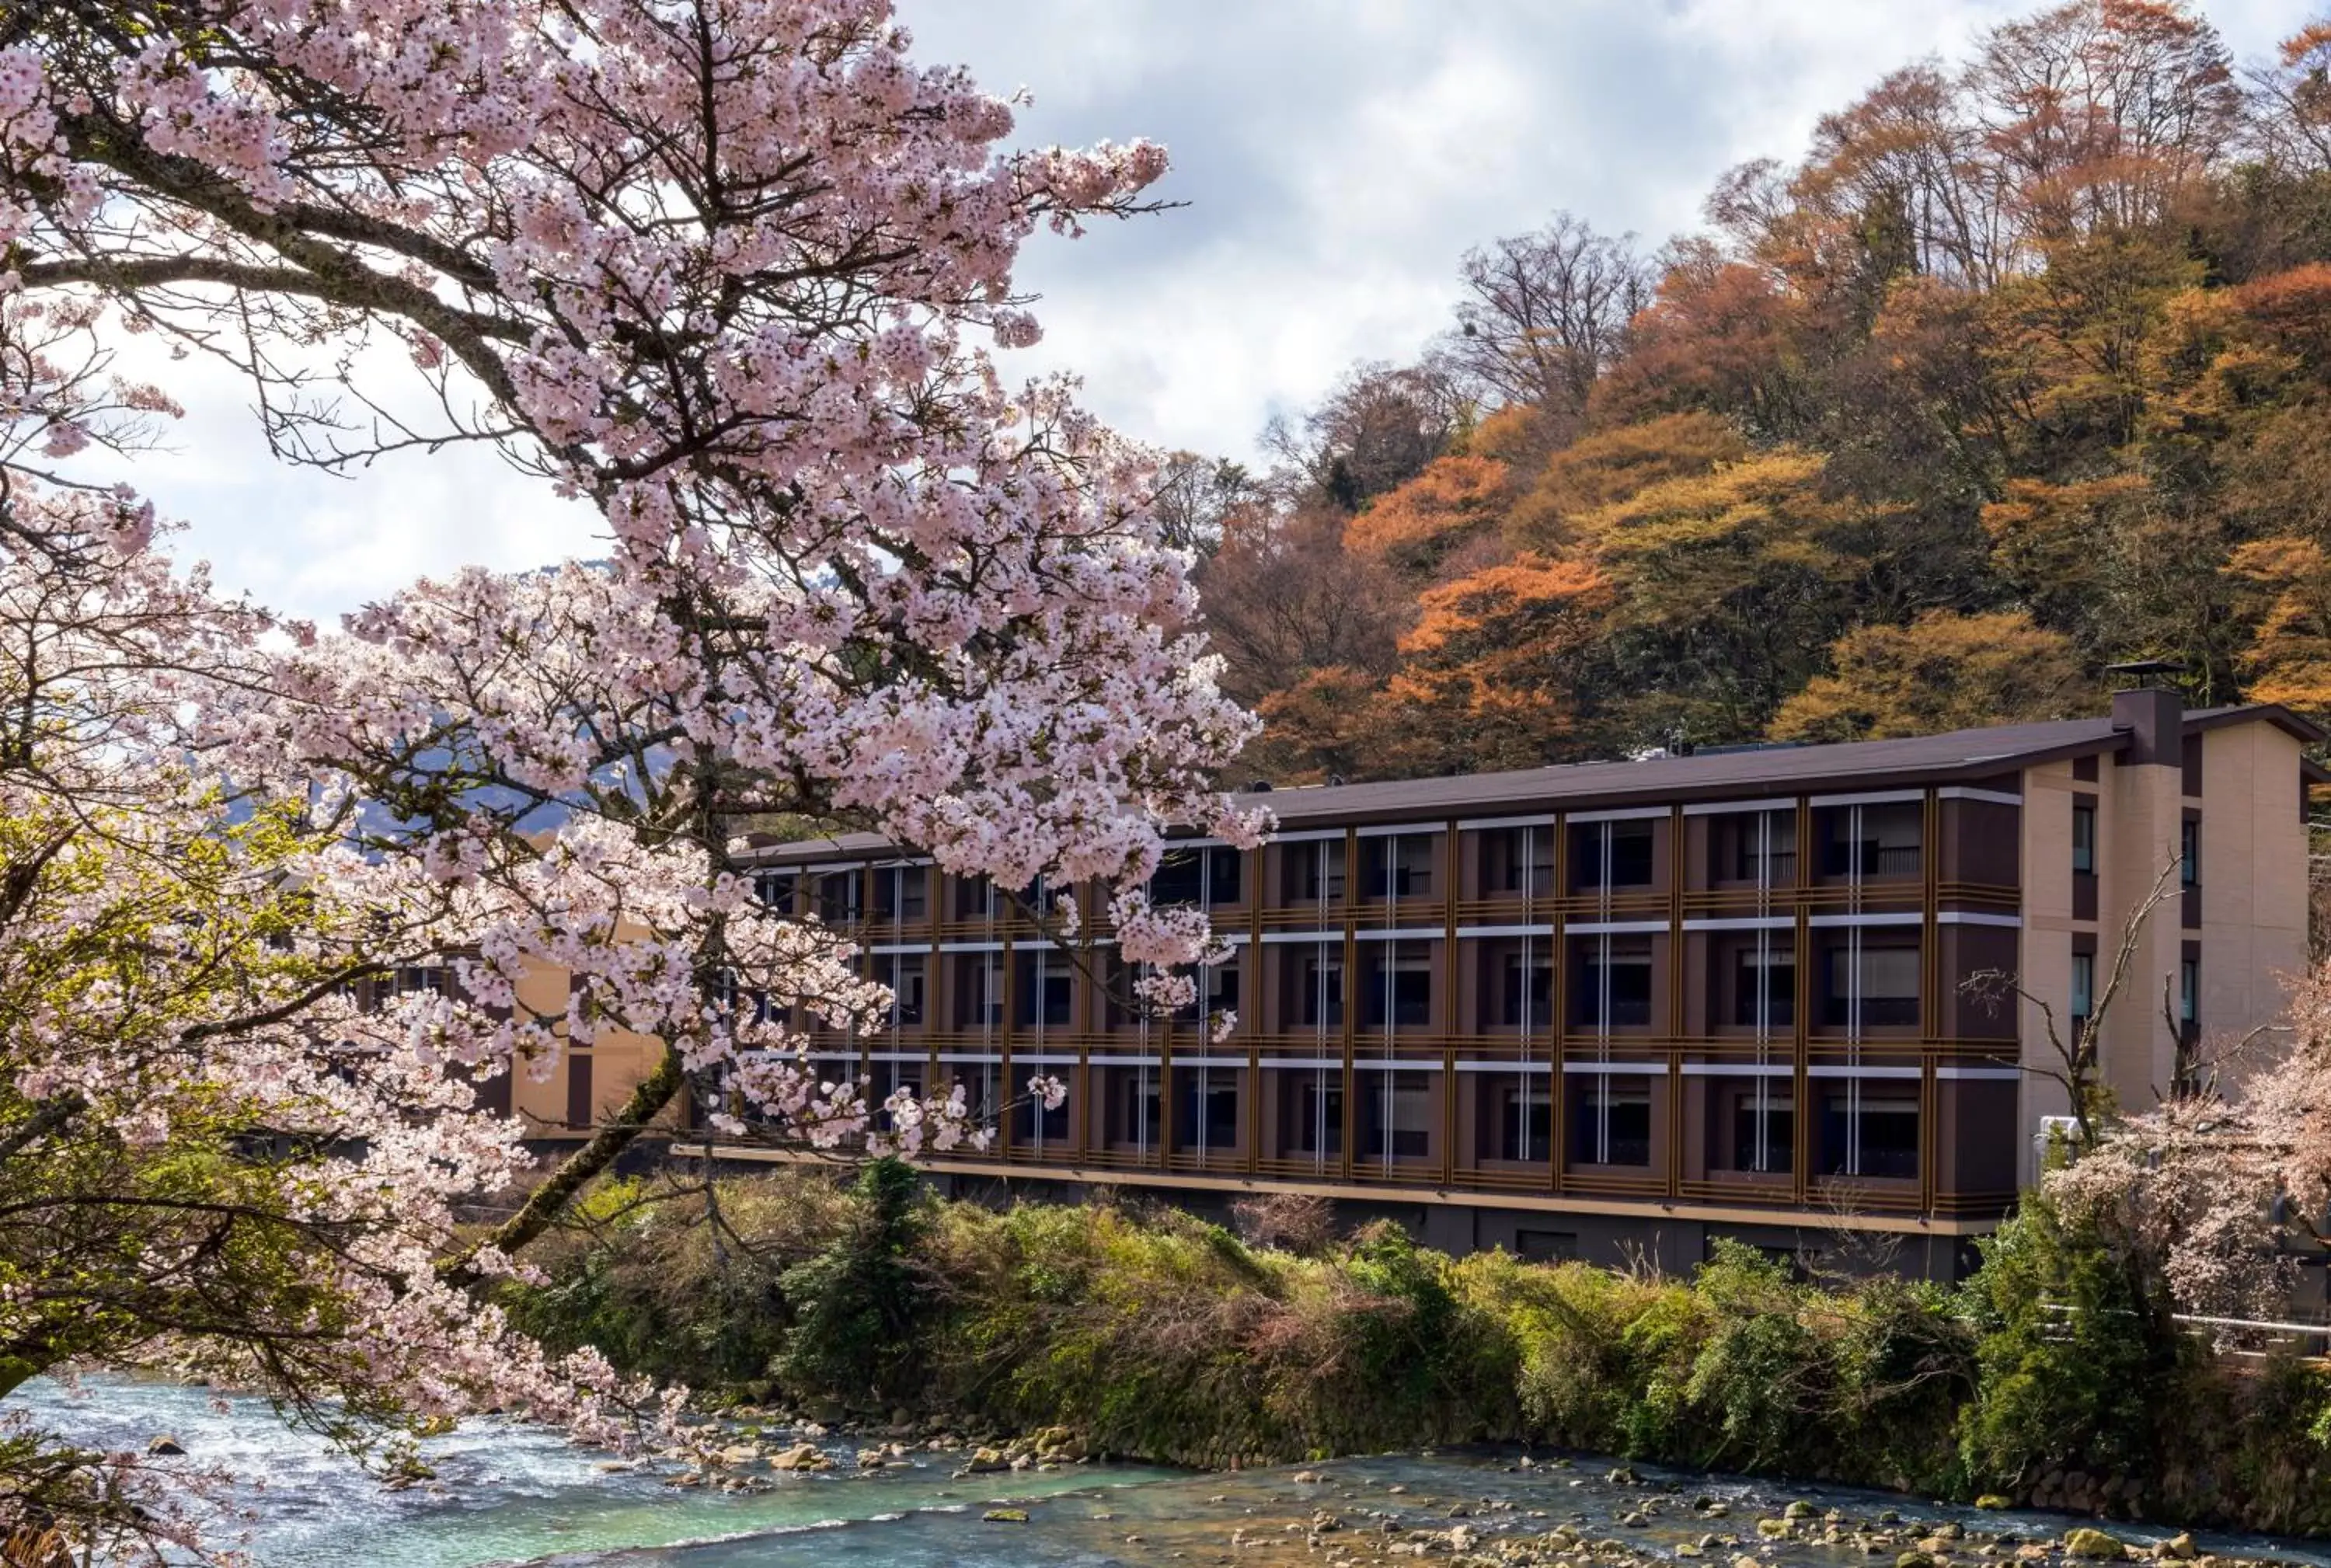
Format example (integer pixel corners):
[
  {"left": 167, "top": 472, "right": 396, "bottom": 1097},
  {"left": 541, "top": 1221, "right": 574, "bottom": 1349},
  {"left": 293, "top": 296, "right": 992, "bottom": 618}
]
[
  {"left": 2181, "top": 817, "right": 2200, "bottom": 888},
  {"left": 959, "top": 956, "right": 1003, "bottom": 1029},
  {"left": 1284, "top": 1071, "right": 1343, "bottom": 1155},
  {"left": 1497, "top": 949, "right": 1553, "bottom": 1028},
  {"left": 1577, "top": 944, "right": 1653, "bottom": 1028},
  {"left": 1727, "top": 1087, "right": 1793, "bottom": 1174},
  {"left": 2069, "top": 951, "right": 2094, "bottom": 1027},
  {"left": 1489, "top": 828, "right": 1555, "bottom": 895},
  {"left": 2180, "top": 957, "right": 2198, "bottom": 1026},
  {"left": 872, "top": 865, "right": 926, "bottom": 922},
  {"left": 1175, "top": 960, "right": 1240, "bottom": 1024},
  {"left": 1732, "top": 948, "right": 1796, "bottom": 1028},
  {"left": 1287, "top": 841, "right": 1346, "bottom": 903},
  {"left": 1362, "top": 943, "right": 1433, "bottom": 1029},
  {"left": 1115, "top": 1071, "right": 1161, "bottom": 1147},
  {"left": 1152, "top": 845, "right": 1242, "bottom": 908},
  {"left": 1823, "top": 944, "right": 1919, "bottom": 1028},
  {"left": 2071, "top": 803, "right": 2096, "bottom": 876},
  {"left": 1823, "top": 803, "right": 1921, "bottom": 878},
  {"left": 817, "top": 871, "right": 862, "bottom": 924},
  {"left": 1017, "top": 953, "right": 1073, "bottom": 1028},
  {"left": 1176, "top": 1073, "right": 1241, "bottom": 1152},
  {"left": 1574, "top": 821, "right": 1655, "bottom": 890},
  {"left": 1298, "top": 950, "right": 1344, "bottom": 1029},
  {"left": 1362, "top": 835, "right": 1437, "bottom": 900},
  {"left": 1821, "top": 1091, "right": 1918, "bottom": 1179},
  {"left": 1493, "top": 1078, "right": 1551, "bottom": 1162},
  {"left": 1015, "top": 1081, "right": 1070, "bottom": 1144},
  {"left": 1730, "top": 814, "right": 1796, "bottom": 883},
  {"left": 954, "top": 876, "right": 1000, "bottom": 920},
  {"left": 886, "top": 954, "right": 926, "bottom": 1027},
  {"left": 1573, "top": 1075, "right": 1652, "bottom": 1166},
  {"left": 1361, "top": 1071, "right": 1432, "bottom": 1159},
  {"left": 754, "top": 871, "right": 797, "bottom": 911}
]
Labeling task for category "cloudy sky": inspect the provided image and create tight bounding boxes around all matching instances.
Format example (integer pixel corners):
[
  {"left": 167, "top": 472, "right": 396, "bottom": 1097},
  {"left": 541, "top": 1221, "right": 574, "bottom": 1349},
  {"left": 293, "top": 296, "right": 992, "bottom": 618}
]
[{"left": 98, "top": 0, "right": 2303, "bottom": 624}]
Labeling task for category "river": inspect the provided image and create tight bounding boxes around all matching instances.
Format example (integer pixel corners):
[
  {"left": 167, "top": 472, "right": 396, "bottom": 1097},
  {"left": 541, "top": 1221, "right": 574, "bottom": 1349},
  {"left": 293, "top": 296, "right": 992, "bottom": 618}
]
[{"left": 20, "top": 1378, "right": 2331, "bottom": 1567}]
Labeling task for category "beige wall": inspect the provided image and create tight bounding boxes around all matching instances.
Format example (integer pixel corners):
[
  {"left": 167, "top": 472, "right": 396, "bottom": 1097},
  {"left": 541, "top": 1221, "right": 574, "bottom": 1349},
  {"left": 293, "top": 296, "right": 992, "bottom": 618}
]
[
  {"left": 507, "top": 961, "right": 664, "bottom": 1140},
  {"left": 2018, "top": 720, "right": 2308, "bottom": 1185},
  {"left": 2198, "top": 723, "right": 2308, "bottom": 1089}
]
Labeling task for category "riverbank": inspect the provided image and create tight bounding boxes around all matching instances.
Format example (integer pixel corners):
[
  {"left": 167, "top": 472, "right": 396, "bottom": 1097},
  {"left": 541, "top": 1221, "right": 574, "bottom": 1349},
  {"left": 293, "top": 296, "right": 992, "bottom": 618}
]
[
  {"left": 500, "top": 1162, "right": 2331, "bottom": 1538},
  {"left": 30, "top": 1375, "right": 2331, "bottom": 1568}
]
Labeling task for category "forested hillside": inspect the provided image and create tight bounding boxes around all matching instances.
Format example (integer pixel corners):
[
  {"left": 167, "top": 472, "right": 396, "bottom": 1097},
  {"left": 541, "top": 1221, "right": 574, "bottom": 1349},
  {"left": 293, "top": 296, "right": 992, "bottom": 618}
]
[{"left": 1186, "top": 2, "right": 2331, "bottom": 783}]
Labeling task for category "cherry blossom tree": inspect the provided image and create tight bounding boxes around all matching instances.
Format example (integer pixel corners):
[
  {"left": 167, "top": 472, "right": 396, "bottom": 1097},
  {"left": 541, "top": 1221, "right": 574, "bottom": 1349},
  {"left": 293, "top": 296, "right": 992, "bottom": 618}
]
[
  {"left": 0, "top": 0, "right": 1260, "bottom": 1552},
  {"left": 0, "top": 307, "right": 673, "bottom": 1557}
]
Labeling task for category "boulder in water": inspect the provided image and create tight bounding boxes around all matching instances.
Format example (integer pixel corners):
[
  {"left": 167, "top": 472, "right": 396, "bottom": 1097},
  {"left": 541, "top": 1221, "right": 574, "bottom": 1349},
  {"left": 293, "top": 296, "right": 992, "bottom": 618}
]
[
  {"left": 146, "top": 1435, "right": 186, "bottom": 1456},
  {"left": 2066, "top": 1528, "right": 2129, "bottom": 1560}
]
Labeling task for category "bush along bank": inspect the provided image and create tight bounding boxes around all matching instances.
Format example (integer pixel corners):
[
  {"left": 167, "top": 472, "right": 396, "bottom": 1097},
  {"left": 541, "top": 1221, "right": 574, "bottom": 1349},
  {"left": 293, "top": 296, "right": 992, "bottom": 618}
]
[{"left": 498, "top": 1162, "right": 2331, "bottom": 1536}]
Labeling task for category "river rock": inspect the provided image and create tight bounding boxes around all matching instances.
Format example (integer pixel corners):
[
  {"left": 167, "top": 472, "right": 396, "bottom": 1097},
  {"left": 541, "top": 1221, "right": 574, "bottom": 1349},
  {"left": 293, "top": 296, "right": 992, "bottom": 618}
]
[
  {"left": 1733, "top": 1556, "right": 1763, "bottom": 1568},
  {"left": 768, "top": 1442, "right": 829, "bottom": 1472},
  {"left": 1758, "top": 1518, "right": 1794, "bottom": 1538},
  {"left": 717, "top": 1444, "right": 759, "bottom": 1466},
  {"left": 982, "top": 1508, "right": 1029, "bottom": 1523},
  {"left": 1786, "top": 1501, "right": 1817, "bottom": 1519},
  {"left": 964, "top": 1445, "right": 1007, "bottom": 1473},
  {"left": 2159, "top": 1535, "right": 2197, "bottom": 1561},
  {"left": 146, "top": 1435, "right": 186, "bottom": 1456},
  {"left": 1900, "top": 1554, "right": 1939, "bottom": 1568},
  {"left": 2065, "top": 1528, "right": 2128, "bottom": 1560},
  {"left": 1975, "top": 1496, "right": 2013, "bottom": 1511}
]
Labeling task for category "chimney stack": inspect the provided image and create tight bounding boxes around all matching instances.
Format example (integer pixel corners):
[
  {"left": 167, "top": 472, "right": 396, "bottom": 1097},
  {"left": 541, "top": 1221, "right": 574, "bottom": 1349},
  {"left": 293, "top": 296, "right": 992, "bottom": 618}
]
[{"left": 2106, "top": 659, "right": 2184, "bottom": 767}]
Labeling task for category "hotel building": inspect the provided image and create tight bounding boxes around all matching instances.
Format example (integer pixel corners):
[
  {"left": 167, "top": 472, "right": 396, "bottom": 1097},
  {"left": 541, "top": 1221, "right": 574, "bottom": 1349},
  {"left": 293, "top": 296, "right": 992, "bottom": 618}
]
[{"left": 516, "top": 689, "right": 2320, "bottom": 1278}]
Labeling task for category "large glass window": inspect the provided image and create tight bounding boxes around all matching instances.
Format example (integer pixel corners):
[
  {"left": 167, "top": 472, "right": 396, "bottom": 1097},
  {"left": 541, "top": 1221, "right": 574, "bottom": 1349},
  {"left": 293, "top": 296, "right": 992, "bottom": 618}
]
[
  {"left": 1571, "top": 1074, "right": 1652, "bottom": 1166},
  {"left": 1297, "top": 950, "right": 1344, "bottom": 1029},
  {"left": 1823, "top": 803, "right": 1921, "bottom": 879},
  {"left": 1485, "top": 828, "right": 1555, "bottom": 895},
  {"left": 817, "top": 871, "right": 862, "bottom": 924},
  {"left": 1573, "top": 821, "right": 1655, "bottom": 890},
  {"left": 1152, "top": 845, "right": 1243, "bottom": 908},
  {"left": 2070, "top": 950, "right": 2094, "bottom": 1027},
  {"left": 1282, "top": 1070, "right": 1343, "bottom": 1156},
  {"left": 1362, "top": 942, "right": 1434, "bottom": 1029},
  {"left": 1820, "top": 1090, "right": 1918, "bottom": 1179},
  {"left": 1577, "top": 943, "right": 1653, "bottom": 1028},
  {"left": 1725, "top": 1083, "right": 1793, "bottom": 1174},
  {"left": 1361, "top": 835, "right": 1437, "bottom": 900},
  {"left": 2181, "top": 818, "right": 2200, "bottom": 888},
  {"left": 1823, "top": 943, "right": 1919, "bottom": 1028},
  {"left": 2071, "top": 804, "right": 2096, "bottom": 876},
  {"left": 1497, "top": 948, "right": 1553, "bottom": 1029},
  {"left": 1361, "top": 1071, "right": 1433, "bottom": 1160},
  {"left": 1733, "top": 948, "right": 1796, "bottom": 1028},
  {"left": 1285, "top": 840, "right": 1346, "bottom": 903},
  {"left": 1730, "top": 814, "right": 1796, "bottom": 883},
  {"left": 1174, "top": 1070, "right": 1241, "bottom": 1152},
  {"left": 1016, "top": 951, "right": 1073, "bottom": 1028},
  {"left": 1489, "top": 1075, "right": 1551, "bottom": 1162},
  {"left": 883, "top": 953, "right": 926, "bottom": 1027}
]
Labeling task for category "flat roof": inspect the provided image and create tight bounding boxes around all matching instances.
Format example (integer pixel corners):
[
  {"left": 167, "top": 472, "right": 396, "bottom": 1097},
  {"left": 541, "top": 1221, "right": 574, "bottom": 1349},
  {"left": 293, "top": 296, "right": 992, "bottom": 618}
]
[{"left": 742, "top": 702, "right": 2322, "bottom": 864}]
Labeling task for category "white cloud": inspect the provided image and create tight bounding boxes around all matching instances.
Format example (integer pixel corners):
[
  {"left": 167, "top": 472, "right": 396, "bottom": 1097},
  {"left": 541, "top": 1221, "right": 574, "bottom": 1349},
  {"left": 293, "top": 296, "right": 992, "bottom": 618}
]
[{"left": 65, "top": 0, "right": 2303, "bottom": 623}]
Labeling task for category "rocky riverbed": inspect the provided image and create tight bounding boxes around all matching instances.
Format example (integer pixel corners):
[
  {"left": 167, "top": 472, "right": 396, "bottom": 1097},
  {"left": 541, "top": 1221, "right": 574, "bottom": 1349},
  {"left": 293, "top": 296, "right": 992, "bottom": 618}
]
[{"left": 17, "top": 1378, "right": 2331, "bottom": 1567}]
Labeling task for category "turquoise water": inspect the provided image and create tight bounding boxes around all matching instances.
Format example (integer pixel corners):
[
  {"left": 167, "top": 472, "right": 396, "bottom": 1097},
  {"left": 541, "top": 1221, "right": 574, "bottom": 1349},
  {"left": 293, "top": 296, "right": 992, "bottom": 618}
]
[{"left": 21, "top": 1378, "right": 2331, "bottom": 1566}]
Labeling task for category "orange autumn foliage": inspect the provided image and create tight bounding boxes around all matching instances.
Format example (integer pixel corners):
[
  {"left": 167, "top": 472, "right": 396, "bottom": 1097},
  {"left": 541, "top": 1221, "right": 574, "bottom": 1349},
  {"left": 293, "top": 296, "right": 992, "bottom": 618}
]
[{"left": 1343, "top": 454, "right": 1510, "bottom": 577}]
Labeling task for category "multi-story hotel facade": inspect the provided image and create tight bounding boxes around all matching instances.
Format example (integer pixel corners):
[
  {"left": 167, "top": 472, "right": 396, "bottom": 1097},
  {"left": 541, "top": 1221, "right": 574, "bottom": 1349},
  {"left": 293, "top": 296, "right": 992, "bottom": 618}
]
[{"left": 511, "top": 689, "right": 2319, "bottom": 1279}]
